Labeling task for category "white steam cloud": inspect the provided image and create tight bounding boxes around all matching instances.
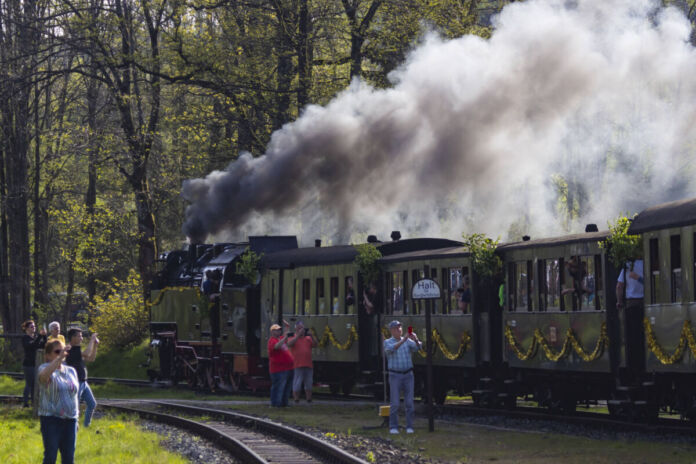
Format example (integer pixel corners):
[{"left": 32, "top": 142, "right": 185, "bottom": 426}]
[{"left": 182, "top": 0, "right": 696, "bottom": 245}]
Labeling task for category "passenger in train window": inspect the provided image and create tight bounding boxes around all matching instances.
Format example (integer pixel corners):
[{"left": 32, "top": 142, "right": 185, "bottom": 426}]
[
  {"left": 363, "top": 282, "right": 377, "bottom": 314},
  {"left": 346, "top": 277, "right": 355, "bottom": 307},
  {"left": 616, "top": 257, "right": 645, "bottom": 376},
  {"left": 456, "top": 277, "right": 471, "bottom": 313},
  {"left": 561, "top": 257, "right": 590, "bottom": 308}
]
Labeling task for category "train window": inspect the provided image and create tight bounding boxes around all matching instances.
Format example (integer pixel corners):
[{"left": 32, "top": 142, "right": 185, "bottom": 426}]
[
  {"left": 390, "top": 271, "right": 404, "bottom": 315},
  {"left": 537, "top": 260, "right": 546, "bottom": 311},
  {"left": 272, "top": 279, "right": 277, "bottom": 316},
  {"left": 577, "top": 256, "right": 598, "bottom": 311},
  {"left": 431, "top": 268, "right": 440, "bottom": 314},
  {"left": 302, "top": 279, "right": 311, "bottom": 314},
  {"left": 345, "top": 276, "right": 355, "bottom": 314},
  {"left": 316, "top": 278, "right": 325, "bottom": 314},
  {"left": 515, "top": 262, "right": 530, "bottom": 311},
  {"left": 650, "top": 238, "right": 661, "bottom": 304},
  {"left": 507, "top": 262, "right": 516, "bottom": 311},
  {"left": 403, "top": 271, "right": 410, "bottom": 314},
  {"left": 412, "top": 270, "right": 424, "bottom": 314},
  {"left": 670, "top": 235, "right": 682, "bottom": 303},
  {"left": 544, "top": 259, "right": 561, "bottom": 311},
  {"left": 593, "top": 255, "right": 603, "bottom": 310},
  {"left": 294, "top": 279, "right": 300, "bottom": 315},
  {"left": 330, "top": 277, "right": 339, "bottom": 314},
  {"left": 449, "top": 268, "right": 464, "bottom": 314}
]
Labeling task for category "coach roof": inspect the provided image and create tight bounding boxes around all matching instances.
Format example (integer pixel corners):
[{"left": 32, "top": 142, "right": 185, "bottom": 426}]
[{"left": 628, "top": 197, "right": 696, "bottom": 234}]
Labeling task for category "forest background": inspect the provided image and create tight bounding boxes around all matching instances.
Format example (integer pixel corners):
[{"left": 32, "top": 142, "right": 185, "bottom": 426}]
[{"left": 0, "top": 0, "right": 693, "bottom": 357}]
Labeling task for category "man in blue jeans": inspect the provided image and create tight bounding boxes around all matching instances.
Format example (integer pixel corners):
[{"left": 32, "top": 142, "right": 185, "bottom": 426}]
[
  {"left": 65, "top": 328, "right": 99, "bottom": 426},
  {"left": 383, "top": 320, "right": 421, "bottom": 434}
]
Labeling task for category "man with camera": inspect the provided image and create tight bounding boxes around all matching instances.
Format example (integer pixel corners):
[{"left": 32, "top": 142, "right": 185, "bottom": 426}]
[
  {"left": 287, "top": 320, "right": 318, "bottom": 403},
  {"left": 384, "top": 320, "right": 421, "bottom": 434}
]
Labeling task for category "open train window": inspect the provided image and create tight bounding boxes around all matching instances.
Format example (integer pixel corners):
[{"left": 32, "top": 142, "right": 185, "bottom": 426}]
[
  {"left": 515, "top": 261, "right": 530, "bottom": 311},
  {"left": 412, "top": 270, "right": 421, "bottom": 314},
  {"left": 650, "top": 238, "right": 661, "bottom": 304},
  {"left": 403, "top": 271, "right": 410, "bottom": 314},
  {"left": 543, "top": 259, "right": 561, "bottom": 311},
  {"left": 390, "top": 271, "right": 404, "bottom": 315},
  {"left": 671, "top": 235, "right": 681, "bottom": 303},
  {"left": 345, "top": 276, "right": 355, "bottom": 314},
  {"left": 431, "top": 268, "right": 440, "bottom": 314},
  {"left": 593, "top": 255, "right": 603, "bottom": 310},
  {"left": 330, "top": 277, "right": 339, "bottom": 314},
  {"left": 448, "top": 267, "right": 469, "bottom": 314},
  {"left": 507, "top": 262, "right": 516, "bottom": 311},
  {"left": 316, "top": 278, "right": 325, "bottom": 314},
  {"left": 294, "top": 279, "right": 300, "bottom": 315},
  {"left": 302, "top": 279, "right": 310, "bottom": 315},
  {"left": 272, "top": 279, "right": 277, "bottom": 316}
]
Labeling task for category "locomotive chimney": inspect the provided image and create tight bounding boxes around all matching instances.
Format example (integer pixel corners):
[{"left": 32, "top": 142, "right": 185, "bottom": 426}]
[
  {"left": 585, "top": 223, "right": 598, "bottom": 233},
  {"left": 315, "top": 239, "right": 321, "bottom": 247},
  {"left": 390, "top": 231, "right": 401, "bottom": 241}
]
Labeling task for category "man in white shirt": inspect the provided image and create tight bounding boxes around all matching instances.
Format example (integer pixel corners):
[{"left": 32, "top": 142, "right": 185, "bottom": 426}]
[{"left": 616, "top": 258, "right": 645, "bottom": 378}]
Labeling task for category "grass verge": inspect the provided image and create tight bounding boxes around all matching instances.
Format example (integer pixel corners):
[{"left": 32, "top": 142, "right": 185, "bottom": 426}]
[
  {"left": 0, "top": 406, "right": 188, "bottom": 464},
  {"left": 226, "top": 402, "right": 696, "bottom": 464}
]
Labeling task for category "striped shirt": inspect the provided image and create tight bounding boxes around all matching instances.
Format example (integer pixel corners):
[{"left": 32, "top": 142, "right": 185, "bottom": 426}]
[
  {"left": 38, "top": 363, "right": 79, "bottom": 419},
  {"left": 384, "top": 337, "right": 420, "bottom": 372}
]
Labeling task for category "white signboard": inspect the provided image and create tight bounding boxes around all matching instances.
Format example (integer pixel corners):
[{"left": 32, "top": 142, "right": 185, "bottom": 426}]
[{"left": 411, "top": 278, "right": 441, "bottom": 299}]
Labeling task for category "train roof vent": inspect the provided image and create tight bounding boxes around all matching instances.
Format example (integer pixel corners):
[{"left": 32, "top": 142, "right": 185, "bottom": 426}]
[
  {"left": 585, "top": 223, "right": 599, "bottom": 233},
  {"left": 367, "top": 235, "right": 379, "bottom": 243},
  {"left": 390, "top": 231, "right": 401, "bottom": 241},
  {"left": 522, "top": 235, "right": 531, "bottom": 241}
]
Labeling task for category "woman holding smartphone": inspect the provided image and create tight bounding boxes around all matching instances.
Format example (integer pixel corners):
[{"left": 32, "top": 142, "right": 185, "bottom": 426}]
[{"left": 38, "top": 339, "right": 79, "bottom": 464}]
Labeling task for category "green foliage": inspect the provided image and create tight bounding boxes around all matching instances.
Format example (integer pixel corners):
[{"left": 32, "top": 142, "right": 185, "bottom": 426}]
[
  {"left": 462, "top": 233, "right": 502, "bottom": 279},
  {"left": 236, "top": 248, "right": 263, "bottom": 284},
  {"left": 90, "top": 270, "right": 148, "bottom": 350},
  {"left": 354, "top": 244, "right": 383, "bottom": 284},
  {"left": 0, "top": 406, "right": 188, "bottom": 464},
  {"left": 599, "top": 215, "right": 642, "bottom": 268},
  {"left": 87, "top": 339, "right": 150, "bottom": 380}
]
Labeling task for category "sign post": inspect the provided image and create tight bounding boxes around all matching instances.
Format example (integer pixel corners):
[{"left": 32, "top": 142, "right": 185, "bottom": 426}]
[{"left": 411, "top": 271, "right": 440, "bottom": 432}]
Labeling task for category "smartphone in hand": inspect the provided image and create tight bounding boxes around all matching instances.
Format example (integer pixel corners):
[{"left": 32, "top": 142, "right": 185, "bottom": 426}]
[{"left": 408, "top": 326, "right": 413, "bottom": 335}]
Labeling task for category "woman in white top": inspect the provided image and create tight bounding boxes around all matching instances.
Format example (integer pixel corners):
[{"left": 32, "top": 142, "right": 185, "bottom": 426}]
[{"left": 38, "top": 339, "right": 79, "bottom": 464}]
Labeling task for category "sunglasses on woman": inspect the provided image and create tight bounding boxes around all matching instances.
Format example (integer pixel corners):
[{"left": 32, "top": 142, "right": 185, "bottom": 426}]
[{"left": 53, "top": 349, "right": 62, "bottom": 354}]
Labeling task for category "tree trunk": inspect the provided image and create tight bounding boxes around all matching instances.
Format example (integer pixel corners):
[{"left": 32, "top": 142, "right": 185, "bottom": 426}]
[{"left": 297, "top": 0, "right": 312, "bottom": 108}]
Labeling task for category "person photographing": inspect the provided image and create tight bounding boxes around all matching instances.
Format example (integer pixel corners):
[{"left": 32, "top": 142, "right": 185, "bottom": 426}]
[
  {"left": 38, "top": 340, "right": 79, "bottom": 464},
  {"left": 288, "top": 320, "right": 318, "bottom": 403},
  {"left": 383, "top": 320, "right": 421, "bottom": 434},
  {"left": 65, "top": 328, "right": 99, "bottom": 427}
]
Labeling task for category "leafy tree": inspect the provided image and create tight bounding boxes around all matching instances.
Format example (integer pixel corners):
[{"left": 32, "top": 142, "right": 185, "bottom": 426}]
[
  {"left": 462, "top": 233, "right": 501, "bottom": 279},
  {"left": 354, "top": 243, "right": 382, "bottom": 284},
  {"left": 90, "top": 269, "right": 148, "bottom": 349},
  {"left": 236, "top": 248, "right": 263, "bottom": 285},
  {"left": 599, "top": 215, "right": 642, "bottom": 268}
]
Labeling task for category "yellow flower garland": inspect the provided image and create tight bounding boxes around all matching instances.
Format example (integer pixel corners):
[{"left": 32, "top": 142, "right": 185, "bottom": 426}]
[
  {"left": 505, "top": 322, "right": 608, "bottom": 362},
  {"left": 381, "top": 327, "right": 472, "bottom": 360},
  {"left": 644, "top": 318, "right": 696, "bottom": 365},
  {"left": 310, "top": 326, "right": 358, "bottom": 351}
]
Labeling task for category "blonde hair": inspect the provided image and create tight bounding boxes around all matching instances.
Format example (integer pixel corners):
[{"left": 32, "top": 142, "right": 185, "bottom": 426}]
[{"left": 45, "top": 339, "right": 64, "bottom": 355}]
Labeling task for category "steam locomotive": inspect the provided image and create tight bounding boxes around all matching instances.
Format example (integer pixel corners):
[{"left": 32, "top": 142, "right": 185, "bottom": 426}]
[{"left": 147, "top": 196, "right": 696, "bottom": 420}]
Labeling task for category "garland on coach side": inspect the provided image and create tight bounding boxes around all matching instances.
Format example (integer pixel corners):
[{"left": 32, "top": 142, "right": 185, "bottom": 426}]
[
  {"left": 644, "top": 318, "right": 696, "bottom": 365},
  {"left": 309, "top": 326, "right": 359, "bottom": 351},
  {"left": 504, "top": 322, "right": 609, "bottom": 362},
  {"left": 380, "top": 327, "right": 472, "bottom": 360}
]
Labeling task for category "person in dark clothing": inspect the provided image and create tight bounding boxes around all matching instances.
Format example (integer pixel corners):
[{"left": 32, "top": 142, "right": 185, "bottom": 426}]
[
  {"left": 21, "top": 319, "right": 47, "bottom": 407},
  {"left": 65, "top": 328, "right": 99, "bottom": 426}
]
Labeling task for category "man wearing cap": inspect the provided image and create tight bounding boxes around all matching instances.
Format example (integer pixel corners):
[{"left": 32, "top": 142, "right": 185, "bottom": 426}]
[
  {"left": 268, "top": 322, "right": 294, "bottom": 407},
  {"left": 383, "top": 320, "right": 421, "bottom": 434}
]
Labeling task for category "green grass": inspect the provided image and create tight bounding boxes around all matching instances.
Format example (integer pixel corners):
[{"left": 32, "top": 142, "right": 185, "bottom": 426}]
[
  {"left": 0, "top": 375, "right": 22, "bottom": 395},
  {"left": 0, "top": 406, "right": 188, "bottom": 464},
  {"left": 227, "top": 402, "right": 696, "bottom": 464},
  {"left": 87, "top": 340, "right": 150, "bottom": 380}
]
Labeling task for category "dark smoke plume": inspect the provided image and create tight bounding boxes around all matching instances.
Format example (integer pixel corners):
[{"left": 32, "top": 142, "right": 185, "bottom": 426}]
[{"left": 183, "top": 0, "right": 696, "bottom": 244}]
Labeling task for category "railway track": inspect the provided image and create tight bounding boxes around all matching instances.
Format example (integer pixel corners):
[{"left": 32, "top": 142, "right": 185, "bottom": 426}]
[
  {"left": 0, "top": 371, "right": 152, "bottom": 387},
  {"left": 0, "top": 394, "right": 368, "bottom": 464}
]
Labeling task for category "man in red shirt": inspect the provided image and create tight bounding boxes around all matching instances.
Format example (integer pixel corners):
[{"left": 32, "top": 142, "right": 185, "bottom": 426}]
[
  {"left": 288, "top": 320, "right": 318, "bottom": 403},
  {"left": 268, "top": 323, "right": 294, "bottom": 407}
]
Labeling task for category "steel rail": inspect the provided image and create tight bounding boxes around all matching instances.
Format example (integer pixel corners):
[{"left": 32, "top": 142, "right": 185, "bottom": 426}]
[
  {"left": 100, "top": 403, "right": 267, "bottom": 464},
  {"left": 152, "top": 400, "right": 370, "bottom": 464}
]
